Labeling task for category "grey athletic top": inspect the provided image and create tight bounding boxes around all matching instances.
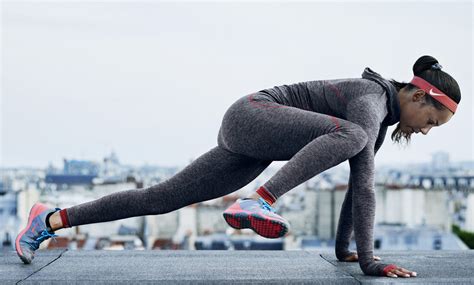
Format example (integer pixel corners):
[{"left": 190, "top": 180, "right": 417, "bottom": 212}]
[{"left": 257, "top": 67, "right": 401, "bottom": 275}]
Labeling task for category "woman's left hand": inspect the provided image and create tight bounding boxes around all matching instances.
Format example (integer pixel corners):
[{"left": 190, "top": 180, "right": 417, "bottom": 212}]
[{"left": 343, "top": 253, "right": 381, "bottom": 262}]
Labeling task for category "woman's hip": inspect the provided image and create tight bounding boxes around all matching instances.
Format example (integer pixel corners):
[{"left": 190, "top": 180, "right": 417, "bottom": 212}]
[{"left": 217, "top": 92, "right": 366, "bottom": 160}]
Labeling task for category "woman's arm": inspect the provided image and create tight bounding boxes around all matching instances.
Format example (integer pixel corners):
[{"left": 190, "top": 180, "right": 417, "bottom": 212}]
[
  {"left": 374, "top": 126, "right": 388, "bottom": 155},
  {"left": 344, "top": 95, "right": 395, "bottom": 276},
  {"left": 349, "top": 138, "right": 390, "bottom": 275},
  {"left": 334, "top": 172, "right": 355, "bottom": 261},
  {"left": 335, "top": 126, "right": 388, "bottom": 261}
]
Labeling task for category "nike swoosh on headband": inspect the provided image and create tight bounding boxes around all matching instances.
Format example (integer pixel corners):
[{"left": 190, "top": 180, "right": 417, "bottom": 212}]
[{"left": 429, "top": 88, "right": 444, "bottom": 96}]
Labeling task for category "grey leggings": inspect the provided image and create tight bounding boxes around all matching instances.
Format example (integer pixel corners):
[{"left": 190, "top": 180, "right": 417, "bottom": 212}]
[{"left": 65, "top": 92, "right": 368, "bottom": 227}]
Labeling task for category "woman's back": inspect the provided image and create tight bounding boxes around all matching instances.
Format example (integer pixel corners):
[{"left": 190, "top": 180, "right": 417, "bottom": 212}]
[{"left": 256, "top": 68, "right": 392, "bottom": 123}]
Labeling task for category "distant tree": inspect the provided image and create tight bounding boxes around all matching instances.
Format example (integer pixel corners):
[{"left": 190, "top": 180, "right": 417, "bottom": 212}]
[{"left": 452, "top": 224, "right": 474, "bottom": 249}]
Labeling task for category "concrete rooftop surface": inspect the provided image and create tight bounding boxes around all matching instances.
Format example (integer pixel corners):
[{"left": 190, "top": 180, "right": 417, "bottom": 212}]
[{"left": 1, "top": 249, "right": 474, "bottom": 284}]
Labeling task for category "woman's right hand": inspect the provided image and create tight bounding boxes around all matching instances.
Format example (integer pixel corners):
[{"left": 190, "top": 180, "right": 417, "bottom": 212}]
[{"left": 383, "top": 264, "right": 417, "bottom": 278}]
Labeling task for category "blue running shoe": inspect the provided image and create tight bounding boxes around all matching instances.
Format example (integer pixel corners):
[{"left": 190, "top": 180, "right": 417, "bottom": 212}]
[
  {"left": 223, "top": 197, "right": 290, "bottom": 239},
  {"left": 15, "top": 202, "right": 61, "bottom": 264}
]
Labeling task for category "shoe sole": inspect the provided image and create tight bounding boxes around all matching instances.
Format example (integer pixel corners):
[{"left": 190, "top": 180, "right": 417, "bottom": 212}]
[
  {"left": 223, "top": 211, "right": 289, "bottom": 239},
  {"left": 15, "top": 203, "right": 48, "bottom": 264}
]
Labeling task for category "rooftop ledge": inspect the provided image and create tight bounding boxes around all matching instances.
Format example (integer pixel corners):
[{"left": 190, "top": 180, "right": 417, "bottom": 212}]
[{"left": 2, "top": 249, "right": 474, "bottom": 284}]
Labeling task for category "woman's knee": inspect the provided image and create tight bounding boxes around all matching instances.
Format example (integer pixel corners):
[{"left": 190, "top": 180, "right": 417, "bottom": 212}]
[
  {"left": 351, "top": 124, "right": 369, "bottom": 153},
  {"left": 338, "top": 123, "right": 368, "bottom": 155}
]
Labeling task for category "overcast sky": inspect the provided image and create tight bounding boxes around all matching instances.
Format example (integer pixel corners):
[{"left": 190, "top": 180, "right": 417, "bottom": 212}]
[{"left": 1, "top": 1, "right": 473, "bottom": 169}]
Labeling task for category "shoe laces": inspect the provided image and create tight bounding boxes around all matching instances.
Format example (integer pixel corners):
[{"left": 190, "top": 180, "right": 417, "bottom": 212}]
[
  {"left": 258, "top": 197, "right": 276, "bottom": 213},
  {"left": 30, "top": 229, "right": 59, "bottom": 250}
]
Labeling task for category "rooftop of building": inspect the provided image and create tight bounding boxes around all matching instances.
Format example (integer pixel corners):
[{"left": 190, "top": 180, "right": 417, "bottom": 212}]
[{"left": 2, "top": 249, "right": 473, "bottom": 284}]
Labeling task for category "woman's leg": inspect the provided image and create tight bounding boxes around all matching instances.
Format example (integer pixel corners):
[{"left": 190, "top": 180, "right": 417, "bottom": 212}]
[
  {"left": 218, "top": 92, "right": 368, "bottom": 204},
  {"left": 59, "top": 146, "right": 271, "bottom": 228},
  {"left": 54, "top": 91, "right": 367, "bottom": 230}
]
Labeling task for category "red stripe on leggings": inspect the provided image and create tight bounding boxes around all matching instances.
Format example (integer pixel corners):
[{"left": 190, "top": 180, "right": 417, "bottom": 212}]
[
  {"left": 324, "top": 81, "right": 347, "bottom": 104},
  {"left": 59, "top": 209, "right": 71, "bottom": 228},
  {"left": 256, "top": 186, "right": 277, "bottom": 205}
]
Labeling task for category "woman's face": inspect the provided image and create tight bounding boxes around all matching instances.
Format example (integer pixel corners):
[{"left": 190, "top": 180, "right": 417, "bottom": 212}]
[{"left": 399, "top": 89, "right": 454, "bottom": 136}]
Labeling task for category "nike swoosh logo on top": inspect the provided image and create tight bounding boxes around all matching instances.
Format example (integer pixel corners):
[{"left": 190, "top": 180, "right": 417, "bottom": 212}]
[{"left": 429, "top": 88, "right": 444, "bottom": 96}]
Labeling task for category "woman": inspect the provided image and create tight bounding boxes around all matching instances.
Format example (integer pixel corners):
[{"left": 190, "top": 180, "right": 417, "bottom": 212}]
[{"left": 16, "top": 55, "right": 460, "bottom": 278}]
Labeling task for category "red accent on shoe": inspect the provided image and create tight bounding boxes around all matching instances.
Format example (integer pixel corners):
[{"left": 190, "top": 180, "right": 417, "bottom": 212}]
[
  {"left": 59, "top": 209, "right": 71, "bottom": 228},
  {"left": 15, "top": 203, "right": 49, "bottom": 256},
  {"left": 256, "top": 186, "right": 277, "bottom": 205},
  {"left": 223, "top": 199, "right": 289, "bottom": 239}
]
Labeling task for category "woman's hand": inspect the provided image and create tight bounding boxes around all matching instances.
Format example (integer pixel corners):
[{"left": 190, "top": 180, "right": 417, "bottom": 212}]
[
  {"left": 343, "top": 252, "right": 381, "bottom": 262},
  {"left": 383, "top": 264, "right": 417, "bottom": 278}
]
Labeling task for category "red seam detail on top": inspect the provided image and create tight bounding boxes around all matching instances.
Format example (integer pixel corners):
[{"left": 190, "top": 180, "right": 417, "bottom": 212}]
[
  {"left": 325, "top": 81, "right": 347, "bottom": 104},
  {"left": 248, "top": 93, "right": 285, "bottom": 108},
  {"left": 330, "top": 116, "right": 340, "bottom": 131}
]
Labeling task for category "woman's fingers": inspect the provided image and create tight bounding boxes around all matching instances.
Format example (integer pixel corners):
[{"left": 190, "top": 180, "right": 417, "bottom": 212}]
[
  {"left": 386, "top": 266, "right": 417, "bottom": 278},
  {"left": 386, "top": 271, "right": 398, "bottom": 278},
  {"left": 393, "top": 269, "right": 410, "bottom": 277},
  {"left": 399, "top": 267, "right": 417, "bottom": 277}
]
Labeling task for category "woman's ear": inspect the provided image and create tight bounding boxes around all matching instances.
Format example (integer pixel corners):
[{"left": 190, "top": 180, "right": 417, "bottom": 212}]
[
  {"left": 406, "top": 89, "right": 429, "bottom": 109},
  {"left": 412, "top": 89, "right": 427, "bottom": 103}
]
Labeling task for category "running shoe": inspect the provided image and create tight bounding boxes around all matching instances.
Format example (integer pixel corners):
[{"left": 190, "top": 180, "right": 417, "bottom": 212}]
[
  {"left": 15, "top": 202, "right": 61, "bottom": 264},
  {"left": 222, "top": 197, "right": 290, "bottom": 239}
]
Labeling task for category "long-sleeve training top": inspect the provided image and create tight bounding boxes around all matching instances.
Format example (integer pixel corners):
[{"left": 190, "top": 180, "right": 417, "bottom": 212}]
[{"left": 257, "top": 67, "right": 401, "bottom": 276}]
